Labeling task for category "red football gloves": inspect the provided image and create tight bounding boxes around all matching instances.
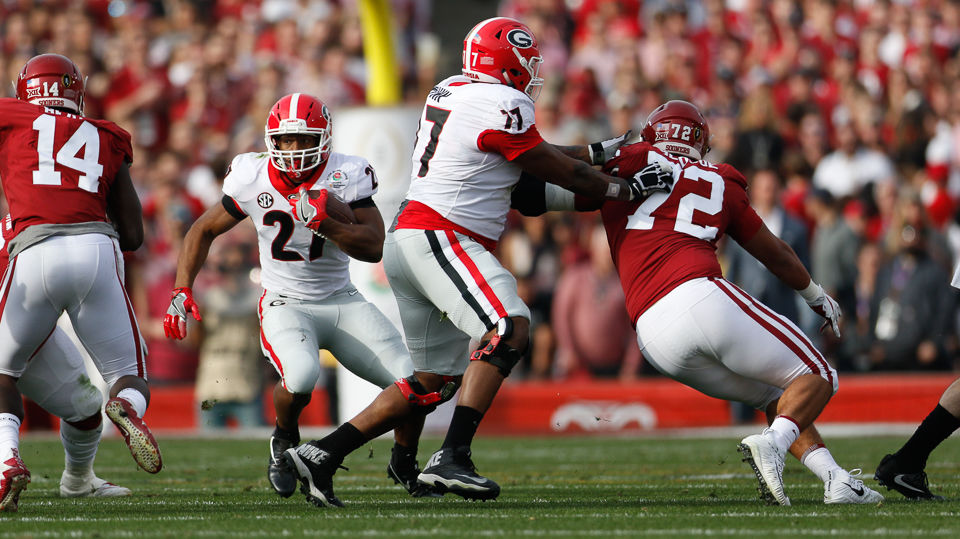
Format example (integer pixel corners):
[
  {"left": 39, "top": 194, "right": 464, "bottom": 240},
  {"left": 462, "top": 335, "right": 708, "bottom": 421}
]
[
  {"left": 163, "top": 287, "right": 202, "bottom": 340},
  {"left": 291, "top": 187, "right": 328, "bottom": 233}
]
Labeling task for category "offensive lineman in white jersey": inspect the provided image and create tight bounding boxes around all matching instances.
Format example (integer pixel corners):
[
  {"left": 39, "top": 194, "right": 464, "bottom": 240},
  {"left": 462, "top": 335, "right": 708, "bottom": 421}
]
[
  {"left": 278, "top": 17, "right": 673, "bottom": 506},
  {"left": 163, "top": 94, "right": 431, "bottom": 501}
]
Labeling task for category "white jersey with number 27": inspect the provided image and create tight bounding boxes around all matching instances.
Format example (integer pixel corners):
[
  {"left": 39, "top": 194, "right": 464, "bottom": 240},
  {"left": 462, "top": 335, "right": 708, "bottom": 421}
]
[{"left": 222, "top": 151, "right": 377, "bottom": 300}]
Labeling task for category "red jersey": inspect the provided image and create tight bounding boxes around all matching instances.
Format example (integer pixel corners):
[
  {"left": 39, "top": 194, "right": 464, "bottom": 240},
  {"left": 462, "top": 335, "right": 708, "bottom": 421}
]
[
  {"left": 0, "top": 98, "right": 133, "bottom": 241},
  {"left": 601, "top": 143, "right": 763, "bottom": 323}
]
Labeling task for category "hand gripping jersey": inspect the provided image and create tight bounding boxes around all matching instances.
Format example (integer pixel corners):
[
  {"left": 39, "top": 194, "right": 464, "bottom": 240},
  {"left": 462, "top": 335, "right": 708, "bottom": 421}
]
[
  {"left": 601, "top": 143, "right": 764, "bottom": 323},
  {"left": 221, "top": 151, "right": 378, "bottom": 300},
  {"left": 398, "top": 75, "right": 544, "bottom": 245},
  {"left": 0, "top": 98, "right": 133, "bottom": 256}
]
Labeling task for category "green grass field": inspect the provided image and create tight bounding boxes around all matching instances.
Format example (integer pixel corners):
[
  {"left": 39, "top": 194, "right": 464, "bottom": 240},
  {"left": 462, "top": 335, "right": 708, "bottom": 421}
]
[{"left": 2, "top": 434, "right": 959, "bottom": 537}]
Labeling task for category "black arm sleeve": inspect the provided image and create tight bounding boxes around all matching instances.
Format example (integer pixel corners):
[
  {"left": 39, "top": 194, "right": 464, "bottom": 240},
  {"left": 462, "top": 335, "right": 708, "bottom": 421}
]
[
  {"left": 348, "top": 196, "right": 377, "bottom": 210},
  {"left": 221, "top": 195, "right": 247, "bottom": 220},
  {"left": 510, "top": 172, "right": 549, "bottom": 216}
]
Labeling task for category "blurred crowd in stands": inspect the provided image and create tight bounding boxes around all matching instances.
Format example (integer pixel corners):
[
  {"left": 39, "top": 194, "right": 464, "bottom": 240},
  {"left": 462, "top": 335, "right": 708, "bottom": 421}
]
[{"left": 3, "top": 0, "right": 960, "bottom": 426}]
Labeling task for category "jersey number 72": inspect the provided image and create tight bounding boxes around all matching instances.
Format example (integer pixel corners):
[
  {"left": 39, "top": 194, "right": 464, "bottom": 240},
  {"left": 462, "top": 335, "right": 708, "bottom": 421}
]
[{"left": 626, "top": 154, "right": 725, "bottom": 241}]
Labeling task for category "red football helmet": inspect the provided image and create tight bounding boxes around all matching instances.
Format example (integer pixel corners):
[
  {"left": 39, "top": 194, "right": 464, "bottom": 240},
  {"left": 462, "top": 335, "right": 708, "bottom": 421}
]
[
  {"left": 641, "top": 100, "right": 711, "bottom": 160},
  {"left": 264, "top": 93, "right": 332, "bottom": 177},
  {"left": 15, "top": 53, "right": 86, "bottom": 114},
  {"left": 462, "top": 17, "right": 544, "bottom": 101}
]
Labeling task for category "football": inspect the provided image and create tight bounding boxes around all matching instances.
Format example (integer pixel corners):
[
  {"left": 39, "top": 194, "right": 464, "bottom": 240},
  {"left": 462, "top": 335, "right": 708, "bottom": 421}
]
[{"left": 307, "top": 189, "right": 357, "bottom": 224}]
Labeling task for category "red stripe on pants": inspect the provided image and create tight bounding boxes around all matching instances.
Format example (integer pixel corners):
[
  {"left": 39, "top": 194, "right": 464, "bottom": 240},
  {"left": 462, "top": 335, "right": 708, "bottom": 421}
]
[
  {"left": 443, "top": 230, "right": 508, "bottom": 319},
  {"left": 713, "top": 278, "right": 833, "bottom": 386}
]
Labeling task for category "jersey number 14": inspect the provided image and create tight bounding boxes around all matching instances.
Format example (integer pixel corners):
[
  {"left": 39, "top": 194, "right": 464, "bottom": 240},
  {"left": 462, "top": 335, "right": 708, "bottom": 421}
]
[{"left": 31, "top": 113, "right": 104, "bottom": 193}]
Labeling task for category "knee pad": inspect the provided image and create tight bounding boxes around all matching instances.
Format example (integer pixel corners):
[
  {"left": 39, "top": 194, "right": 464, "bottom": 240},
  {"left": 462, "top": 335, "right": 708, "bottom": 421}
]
[
  {"left": 281, "top": 359, "right": 321, "bottom": 395},
  {"left": 470, "top": 318, "right": 524, "bottom": 377},
  {"left": 56, "top": 376, "right": 103, "bottom": 423},
  {"left": 394, "top": 374, "right": 459, "bottom": 414}
]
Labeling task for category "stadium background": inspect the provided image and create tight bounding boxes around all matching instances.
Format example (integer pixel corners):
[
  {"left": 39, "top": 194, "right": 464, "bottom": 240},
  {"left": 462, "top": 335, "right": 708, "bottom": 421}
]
[{"left": 1, "top": 0, "right": 958, "bottom": 435}]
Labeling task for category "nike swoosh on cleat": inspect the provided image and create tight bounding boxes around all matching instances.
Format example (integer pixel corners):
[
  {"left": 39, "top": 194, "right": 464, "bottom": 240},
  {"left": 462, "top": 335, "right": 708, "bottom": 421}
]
[
  {"left": 844, "top": 482, "right": 865, "bottom": 496},
  {"left": 893, "top": 475, "right": 925, "bottom": 494}
]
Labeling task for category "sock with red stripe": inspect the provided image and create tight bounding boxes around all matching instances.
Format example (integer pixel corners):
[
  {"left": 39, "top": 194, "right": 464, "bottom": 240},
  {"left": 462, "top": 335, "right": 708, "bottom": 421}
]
[
  {"left": 800, "top": 444, "right": 842, "bottom": 483},
  {"left": 767, "top": 415, "right": 800, "bottom": 453}
]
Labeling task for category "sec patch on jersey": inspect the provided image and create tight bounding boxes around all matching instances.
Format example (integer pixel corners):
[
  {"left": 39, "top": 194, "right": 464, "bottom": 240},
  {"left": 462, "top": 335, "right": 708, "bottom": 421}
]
[{"left": 307, "top": 189, "right": 356, "bottom": 224}]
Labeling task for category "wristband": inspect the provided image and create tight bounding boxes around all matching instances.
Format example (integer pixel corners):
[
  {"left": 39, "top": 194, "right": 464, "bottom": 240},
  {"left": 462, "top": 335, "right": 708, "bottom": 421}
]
[
  {"left": 798, "top": 281, "right": 821, "bottom": 302},
  {"left": 605, "top": 182, "right": 621, "bottom": 199},
  {"left": 589, "top": 142, "right": 605, "bottom": 165}
]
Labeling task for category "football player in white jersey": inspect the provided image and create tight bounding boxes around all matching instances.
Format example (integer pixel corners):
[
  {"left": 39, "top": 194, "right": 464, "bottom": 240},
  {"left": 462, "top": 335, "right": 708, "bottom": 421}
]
[
  {"left": 278, "top": 17, "right": 672, "bottom": 506},
  {"left": 163, "top": 94, "right": 431, "bottom": 502}
]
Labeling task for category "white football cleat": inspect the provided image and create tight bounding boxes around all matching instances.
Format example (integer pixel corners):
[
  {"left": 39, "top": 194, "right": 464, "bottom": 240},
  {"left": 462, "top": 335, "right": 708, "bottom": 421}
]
[
  {"left": 738, "top": 429, "right": 790, "bottom": 506},
  {"left": 824, "top": 468, "right": 884, "bottom": 504},
  {"left": 0, "top": 448, "right": 30, "bottom": 512},
  {"left": 60, "top": 471, "right": 132, "bottom": 498}
]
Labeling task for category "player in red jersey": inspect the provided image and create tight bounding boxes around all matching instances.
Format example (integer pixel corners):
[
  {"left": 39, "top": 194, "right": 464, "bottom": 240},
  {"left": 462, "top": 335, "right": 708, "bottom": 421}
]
[
  {"left": 597, "top": 100, "right": 882, "bottom": 505},
  {"left": 0, "top": 54, "right": 160, "bottom": 511},
  {"left": 0, "top": 220, "right": 131, "bottom": 504}
]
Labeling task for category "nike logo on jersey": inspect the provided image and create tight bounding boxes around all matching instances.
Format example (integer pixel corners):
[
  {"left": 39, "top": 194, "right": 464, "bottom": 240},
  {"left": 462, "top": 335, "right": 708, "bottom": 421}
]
[
  {"left": 894, "top": 475, "right": 926, "bottom": 493},
  {"left": 347, "top": 290, "right": 359, "bottom": 296},
  {"left": 270, "top": 300, "right": 286, "bottom": 306},
  {"left": 844, "top": 482, "right": 865, "bottom": 496}
]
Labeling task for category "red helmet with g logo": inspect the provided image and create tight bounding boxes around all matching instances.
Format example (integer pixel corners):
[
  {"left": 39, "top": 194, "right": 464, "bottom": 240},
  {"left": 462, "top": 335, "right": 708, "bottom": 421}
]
[
  {"left": 462, "top": 17, "right": 544, "bottom": 101},
  {"left": 16, "top": 53, "right": 86, "bottom": 114},
  {"left": 264, "top": 93, "right": 332, "bottom": 177},
  {"left": 641, "top": 100, "right": 711, "bottom": 160}
]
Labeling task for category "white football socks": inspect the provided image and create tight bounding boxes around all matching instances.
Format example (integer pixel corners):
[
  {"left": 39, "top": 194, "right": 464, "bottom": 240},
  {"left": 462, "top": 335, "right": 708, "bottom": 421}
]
[
  {"left": 767, "top": 415, "right": 800, "bottom": 453},
  {"left": 0, "top": 413, "right": 21, "bottom": 455},
  {"left": 61, "top": 421, "right": 101, "bottom": 478},
  {"left": 116, "top": 388, "right": 147, "bottom": 418},
  {"left": 801, "top": 445, "right": 843, "bottom": 483}
]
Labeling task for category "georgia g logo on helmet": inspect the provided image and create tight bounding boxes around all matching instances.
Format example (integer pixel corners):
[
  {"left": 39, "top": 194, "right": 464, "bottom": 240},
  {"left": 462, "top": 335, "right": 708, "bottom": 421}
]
[{"left": 506, "top": 29, "right": 534, "bottom": 49}]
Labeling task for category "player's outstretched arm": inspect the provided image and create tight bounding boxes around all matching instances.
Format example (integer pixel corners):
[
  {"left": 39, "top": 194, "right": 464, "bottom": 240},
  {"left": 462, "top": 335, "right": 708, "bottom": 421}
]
[
  {"left": 315, "top": 203, "right": 385, "bottom": 263},
  {"left": 106, "top": 163, "right": 144, "bottom": 251},
  {"left": 173, "top": 203, "right": 242, "bottom": 289},
  {"left": 552, "top": 130, "right": 633, "bottom": 166},
  {"left": 512, "top": 142, "right": 635, "bottom": 201},
  {"left": 163, "top": 203, "right": 243, "bottom": 339},
  {"left": 741, "top": 223, "right": 841, "bottom": 337}
]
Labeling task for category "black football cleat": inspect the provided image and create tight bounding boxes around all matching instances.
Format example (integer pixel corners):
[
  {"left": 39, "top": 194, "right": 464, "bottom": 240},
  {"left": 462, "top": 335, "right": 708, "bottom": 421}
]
[
  {"left": 267, "top": 433, "right": 298, "bottom": 498},
  {"left": 387, "top": 445, "right": 442, "bottom": 498},
  {"left": 282, "top": 443, "right": 345, "bottom": 508},
  {"left": 874, "top": 454, "right": 945, "bottom": 501},
  {"left": 417, "top": 446, "right": 500, "bottom": 501}
]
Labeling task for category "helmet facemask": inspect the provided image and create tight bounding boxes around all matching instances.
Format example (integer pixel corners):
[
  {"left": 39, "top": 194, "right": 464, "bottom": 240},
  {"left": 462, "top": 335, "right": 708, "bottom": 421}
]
[
  {"left": 510, "top": 47, "right": 543, "bottom": 101},
  {"left": 264, "top": 121, "right": 330, "bottom": 176}
]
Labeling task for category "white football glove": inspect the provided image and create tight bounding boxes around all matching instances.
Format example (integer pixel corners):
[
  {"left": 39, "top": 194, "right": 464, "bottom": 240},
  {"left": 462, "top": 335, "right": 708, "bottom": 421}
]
[
  {"left": 589, "top": 130, "right": 632, "bottom": 165},
  {"left": 800, "top": 282, "right": 841, "bottom": 337}
]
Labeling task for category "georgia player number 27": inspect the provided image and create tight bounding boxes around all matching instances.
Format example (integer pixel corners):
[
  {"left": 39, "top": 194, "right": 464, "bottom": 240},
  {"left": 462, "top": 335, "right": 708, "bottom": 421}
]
[
  {"left": 626, "top": 154, "right": 724, "bottom": 241},
  {"left": 32, "top": 110, "right": 104, "bottom": 193}
]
